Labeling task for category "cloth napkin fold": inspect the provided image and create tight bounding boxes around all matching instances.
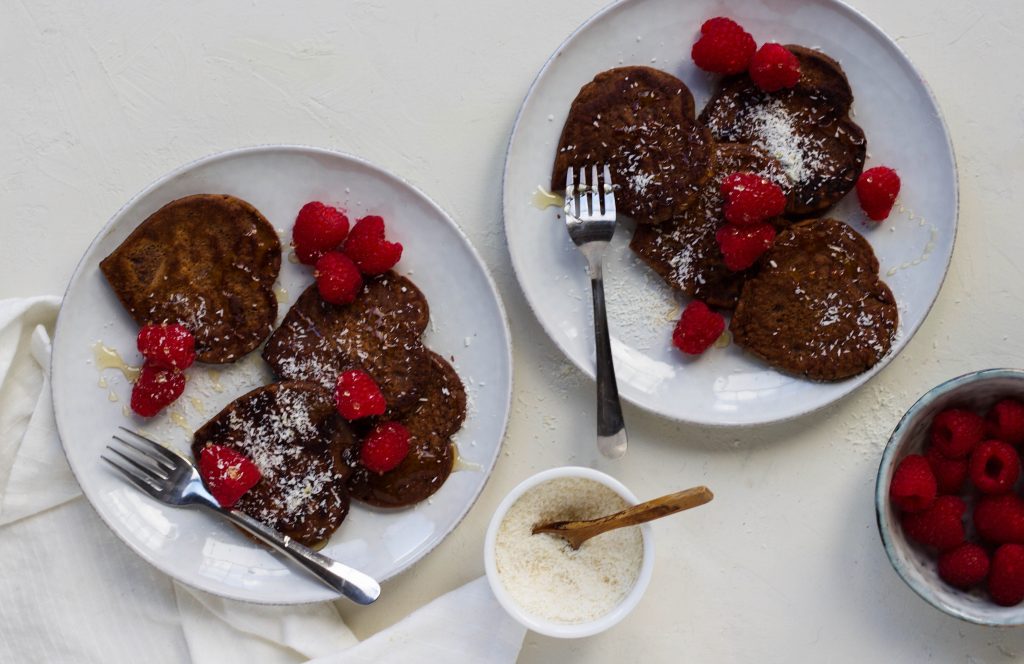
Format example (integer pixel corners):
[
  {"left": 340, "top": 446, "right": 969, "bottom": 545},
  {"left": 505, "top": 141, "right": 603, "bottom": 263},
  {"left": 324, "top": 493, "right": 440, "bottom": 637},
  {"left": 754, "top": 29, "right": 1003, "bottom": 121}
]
[{"left": 0, "top": 297, "right": 525, "bottom": 664}]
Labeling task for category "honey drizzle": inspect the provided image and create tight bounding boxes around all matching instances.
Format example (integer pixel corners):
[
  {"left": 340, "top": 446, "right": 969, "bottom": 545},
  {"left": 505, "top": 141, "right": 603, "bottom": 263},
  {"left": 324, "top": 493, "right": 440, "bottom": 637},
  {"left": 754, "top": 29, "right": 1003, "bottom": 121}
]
[{"left": 91, "top": 342, "right": 141, "bottom": 382}]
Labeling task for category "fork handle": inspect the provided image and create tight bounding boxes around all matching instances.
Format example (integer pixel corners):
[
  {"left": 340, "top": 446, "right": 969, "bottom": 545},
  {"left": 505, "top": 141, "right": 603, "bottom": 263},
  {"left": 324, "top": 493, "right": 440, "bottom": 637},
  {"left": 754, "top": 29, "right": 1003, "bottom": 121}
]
[
  {"left": 589, "top": 268, "right": 628, "bottom": 459},
  {"left": 218, "top": 507, "right": 381, "bottom": 604}
]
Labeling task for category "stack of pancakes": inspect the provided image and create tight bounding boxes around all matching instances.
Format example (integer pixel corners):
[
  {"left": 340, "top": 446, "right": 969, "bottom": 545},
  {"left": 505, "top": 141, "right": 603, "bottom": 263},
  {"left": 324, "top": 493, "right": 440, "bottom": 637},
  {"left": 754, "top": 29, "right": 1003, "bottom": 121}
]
[
  {"left": 102, "top": 194, "right": 466, "bottom": 547},
  {"left": 550, "top": 45, "right": 897, "bottom": 381}
]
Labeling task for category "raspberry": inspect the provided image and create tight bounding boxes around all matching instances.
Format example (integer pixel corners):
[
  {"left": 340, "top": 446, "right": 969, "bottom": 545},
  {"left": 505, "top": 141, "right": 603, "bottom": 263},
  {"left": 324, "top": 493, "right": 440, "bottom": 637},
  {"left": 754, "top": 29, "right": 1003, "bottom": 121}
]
[
  {"left": 969, "top": 440, "right": 1021, "bottom": 494},
  {"left": 988, "top": 399, "right": 1024, "bottom": 446},
  {"left": 671, "top": 300, "right": 725, "bottom": 356},
  {"left": 343, "top": 215, "right": 403, "bottom": 275},
  {"left": 937, "top": 543, "right": 990, "bottom": 590},
  {"left": 691, "top": 17, "right": 756, "bottom": 75},
  {"left": 720, "top": 172, "right": 787, "bottom": 225},
  {"left": 130, "top": 363, "right": 185, "bottom": 417},
  {"left": 930, "top": 408, "right": 985, "bottom": 459},
  {"left": 137, "top": 323, "right": 196, "bottom": 370},
  {"left": 335, "top": 369, "right": 387, "bottom": 420},
  {"left": 925, "top": 446, "right": 968, "bottom": 494},
  {"left": 749, "top": 43, "right": 801, "bottom": 92},
  {"left": 889, "top": 454, "right": 937, "bottom": 513},
  {"left": 292, "top": 201, "right": 350, "bottom": 265},
  {"left": 856, "top": 166, "right": 901, "bottom": 221},
  {"left": 900, "top": 495, "right": 965, "bottom": 552},
  {"left": 360, "top": 422, "right": 411, "bottom": 474},
  {"left": 716, "top": 223, "right": 776, "bottom": 271},
  {"left": 989, "top": 544, "right": 1024, "bottom": 606},
  {"left": 974, "top": 495, "right": 1024, "bottom": 545},
  {"left": 198, "top": 444, "right": 261, "bottom": 508},
  {"left": 314, "top": 252, "right": 363, "bottom": 305}
]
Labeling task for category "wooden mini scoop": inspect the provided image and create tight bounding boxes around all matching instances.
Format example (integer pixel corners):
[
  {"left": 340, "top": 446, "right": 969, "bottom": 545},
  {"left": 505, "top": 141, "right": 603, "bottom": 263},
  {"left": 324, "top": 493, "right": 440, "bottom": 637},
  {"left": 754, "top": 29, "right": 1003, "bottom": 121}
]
[{"left": 532, "top": 485, "right": 713, "bottom": 550}]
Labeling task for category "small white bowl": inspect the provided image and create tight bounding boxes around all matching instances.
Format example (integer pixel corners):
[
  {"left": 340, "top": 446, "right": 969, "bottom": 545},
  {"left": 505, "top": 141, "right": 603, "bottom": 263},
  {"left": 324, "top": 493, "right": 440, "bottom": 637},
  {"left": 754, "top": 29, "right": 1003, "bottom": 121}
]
[
  {"left": 484, "top": 466, "right": 654, "bottom": 638},
  {"left": 876, "top": 368, "right": 1024, "bottom": 625}
]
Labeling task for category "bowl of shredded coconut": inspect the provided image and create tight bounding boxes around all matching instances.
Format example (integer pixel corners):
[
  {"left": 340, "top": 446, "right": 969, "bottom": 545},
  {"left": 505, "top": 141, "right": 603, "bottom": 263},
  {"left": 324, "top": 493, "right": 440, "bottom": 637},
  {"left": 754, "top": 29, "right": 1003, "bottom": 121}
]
[{"left": 484, "top": 467, "right": 654, "bottom": 638}]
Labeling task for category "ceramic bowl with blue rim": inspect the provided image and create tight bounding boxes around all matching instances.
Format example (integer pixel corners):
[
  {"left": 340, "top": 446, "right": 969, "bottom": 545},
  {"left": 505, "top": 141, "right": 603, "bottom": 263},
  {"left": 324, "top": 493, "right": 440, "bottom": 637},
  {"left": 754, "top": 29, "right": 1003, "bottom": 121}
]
[{"left": 876, "top": 368, "right": 1024, "bottom": 625}]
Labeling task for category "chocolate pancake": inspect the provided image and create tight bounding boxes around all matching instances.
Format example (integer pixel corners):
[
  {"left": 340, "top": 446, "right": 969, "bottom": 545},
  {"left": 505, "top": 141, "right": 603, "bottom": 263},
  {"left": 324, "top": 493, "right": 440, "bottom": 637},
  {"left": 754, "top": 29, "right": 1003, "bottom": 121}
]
[
  {"left": 630, "top": 143, "right": 790, "bottom": 308},
  {"left": 192, "top": 381, "right": 356, "bottom": 547},
  {"left": 551, "top": 66, "right": 714, "bottom": 224},
  {"left": 699, "top": 46, "right": 866, "bottom": 218},
  {"left": 346, "top": 351, "right": 466, "bottom": 508},
  {"left": 100, "top": 194, "right": 281, "bottom": 363},
  {"left": 262, "top": 273, "right": 433, "bottom": 416},
  {"left": 730, "top": 218, "right": 898, "bottom": 381}
]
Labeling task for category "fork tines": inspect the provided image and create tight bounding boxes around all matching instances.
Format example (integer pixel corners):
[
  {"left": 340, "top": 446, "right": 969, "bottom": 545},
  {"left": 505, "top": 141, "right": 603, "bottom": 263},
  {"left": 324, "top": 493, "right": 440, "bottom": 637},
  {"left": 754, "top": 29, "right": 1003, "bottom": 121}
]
[
  {"left": 102, "top": 428, "right": 183, "bottom": 496},
  {"left": 565, "top": 164, "right": 616, "bottom": 220}
]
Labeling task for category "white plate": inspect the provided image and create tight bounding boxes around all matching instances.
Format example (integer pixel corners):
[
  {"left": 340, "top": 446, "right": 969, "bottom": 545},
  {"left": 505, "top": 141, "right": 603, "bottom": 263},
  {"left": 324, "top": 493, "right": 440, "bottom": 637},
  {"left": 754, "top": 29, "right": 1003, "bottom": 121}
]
[
  {"left": 52, "top": 146, "right": 512, "bottom": 604},
  {"left": 503, "top": 0, "right": 957, "bottom": 426}
]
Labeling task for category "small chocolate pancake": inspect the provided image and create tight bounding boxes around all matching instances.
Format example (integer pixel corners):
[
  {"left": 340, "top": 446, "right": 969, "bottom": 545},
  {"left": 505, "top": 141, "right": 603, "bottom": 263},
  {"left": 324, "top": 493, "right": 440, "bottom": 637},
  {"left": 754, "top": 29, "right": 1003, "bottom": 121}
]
[
  {"left": 730, "top": 218, "right": 898, "bottom": 381},
  {"left": 551, "top": 66, "right": 714, "bottom": 224},
  {"left": 262, "top": 274, "right": 433, "bottom": 416},
  {"left": 192, "top": 381, "right": 356, "bottom": 547},
  {"left": 100, "top": 194, "right": 281, "bottom": 363},
  {"left": 630, "top": 143, "right": 790, "bottom": 308},
  {"left": 699, "top": 46, "right": 866, "bottom": 218},
  {"left": 346, "top": 351, "right": 466, "bottom": 508}
]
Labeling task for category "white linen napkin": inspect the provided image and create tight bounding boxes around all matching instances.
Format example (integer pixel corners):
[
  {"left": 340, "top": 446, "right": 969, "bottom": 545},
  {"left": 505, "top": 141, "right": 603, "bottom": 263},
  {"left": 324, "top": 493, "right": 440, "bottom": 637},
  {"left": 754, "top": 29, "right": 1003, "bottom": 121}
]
[{"left": 0, "top": 297, "right": 525, "bottom": 664}]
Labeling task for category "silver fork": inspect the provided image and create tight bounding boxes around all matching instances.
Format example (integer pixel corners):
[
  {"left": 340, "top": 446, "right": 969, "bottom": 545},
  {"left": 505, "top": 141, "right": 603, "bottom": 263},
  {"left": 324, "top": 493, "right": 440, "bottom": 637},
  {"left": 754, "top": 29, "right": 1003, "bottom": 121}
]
[
  {"left": 565, "top": 165, "right": 628, "bottom": 459},
  {"left": 102, "top": 427, "right": 380, "bottom": 604}
]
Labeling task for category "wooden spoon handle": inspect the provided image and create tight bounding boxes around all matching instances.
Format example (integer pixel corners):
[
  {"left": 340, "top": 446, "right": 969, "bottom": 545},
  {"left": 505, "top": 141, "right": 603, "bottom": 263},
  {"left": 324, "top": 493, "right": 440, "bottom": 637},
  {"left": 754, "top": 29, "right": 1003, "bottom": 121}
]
[
  {"left": 580, "top": 485, "right": 713, "bottom": 533},
  {"left": 534, "top": 486, "right": 714, "bottom": 547}
]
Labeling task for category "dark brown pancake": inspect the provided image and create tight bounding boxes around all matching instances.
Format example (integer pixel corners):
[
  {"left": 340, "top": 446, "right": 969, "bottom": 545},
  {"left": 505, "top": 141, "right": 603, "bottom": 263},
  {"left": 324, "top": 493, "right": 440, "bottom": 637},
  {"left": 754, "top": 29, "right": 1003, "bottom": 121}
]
[
  {"left": 551, "top": 66, "right": 714, "bottom": 224},
  {"left": 192, "top": 381, "right": 356, "bottom": 547},
  {"left": 262, "top": 274, "right": 433, "bottom": 416},
  {"left": 630, "top": 143, "right": 790, "bottom": 309},
  {"left": 346, "top": 351, "right": 466, "bottom": 508},
  {"left": 699, "top": 46, "right": 866, "bottom": 218},
  {"left": 730, "top": 218, "right": 898, "bottom": 381},
  {"left": 100, "top": 194, "right": 281, "bottom": 363}
]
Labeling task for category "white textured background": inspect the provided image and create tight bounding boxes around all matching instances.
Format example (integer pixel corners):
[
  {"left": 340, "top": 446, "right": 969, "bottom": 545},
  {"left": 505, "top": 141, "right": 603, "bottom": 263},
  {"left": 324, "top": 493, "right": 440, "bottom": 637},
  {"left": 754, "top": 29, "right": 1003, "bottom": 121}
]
[{"left": 3, "top": 0, "right": 1024, "bottom": 661}]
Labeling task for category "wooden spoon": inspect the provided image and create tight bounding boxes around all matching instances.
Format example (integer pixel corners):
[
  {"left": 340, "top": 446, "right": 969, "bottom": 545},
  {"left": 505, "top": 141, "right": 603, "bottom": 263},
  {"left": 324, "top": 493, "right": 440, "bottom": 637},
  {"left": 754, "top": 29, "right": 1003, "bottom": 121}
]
[{"left": 531, "top": 485, "right": 713, "bottom": 550}]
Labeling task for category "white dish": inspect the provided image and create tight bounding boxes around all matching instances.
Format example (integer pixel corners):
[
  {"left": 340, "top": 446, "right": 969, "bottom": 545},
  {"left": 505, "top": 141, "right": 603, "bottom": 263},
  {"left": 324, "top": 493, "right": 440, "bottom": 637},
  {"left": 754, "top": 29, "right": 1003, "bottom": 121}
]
[
  {"left": 52, "top": 145, "right": 512, "bottom": 604},
  {"left": 503, "top": 0, "right": 957, "bottom": 425},
  {"left": 483, "top": 467, "right": 654, "bottom": 638}
]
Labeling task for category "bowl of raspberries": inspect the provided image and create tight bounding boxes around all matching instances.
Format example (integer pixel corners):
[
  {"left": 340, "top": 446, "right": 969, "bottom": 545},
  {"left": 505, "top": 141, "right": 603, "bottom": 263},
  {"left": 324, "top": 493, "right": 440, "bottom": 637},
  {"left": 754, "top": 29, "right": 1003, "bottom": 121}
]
[{"left": 877, "top": 369, "right": 1024, "bottom": 624}]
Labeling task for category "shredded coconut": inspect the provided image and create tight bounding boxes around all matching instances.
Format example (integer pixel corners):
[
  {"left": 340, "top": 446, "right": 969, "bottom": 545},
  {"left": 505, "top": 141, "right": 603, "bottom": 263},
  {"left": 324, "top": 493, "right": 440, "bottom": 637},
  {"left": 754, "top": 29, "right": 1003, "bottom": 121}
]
[{"left": 494, "top": 477, "right": 643, "bottom": 624}]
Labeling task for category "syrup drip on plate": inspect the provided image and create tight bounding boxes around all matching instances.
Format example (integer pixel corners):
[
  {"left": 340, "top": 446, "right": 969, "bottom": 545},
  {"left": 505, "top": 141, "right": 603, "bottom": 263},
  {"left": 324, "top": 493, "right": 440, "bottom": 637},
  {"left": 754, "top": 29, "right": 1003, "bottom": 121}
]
[
  {"left": 451, "top": 444, "right": 483, "bottom": 472},
  {"left": 531, "top": 186, "right": 563, "bottom": 210},
  {"left": 92, "top": 342, "right": 141, "bottom": 381}
]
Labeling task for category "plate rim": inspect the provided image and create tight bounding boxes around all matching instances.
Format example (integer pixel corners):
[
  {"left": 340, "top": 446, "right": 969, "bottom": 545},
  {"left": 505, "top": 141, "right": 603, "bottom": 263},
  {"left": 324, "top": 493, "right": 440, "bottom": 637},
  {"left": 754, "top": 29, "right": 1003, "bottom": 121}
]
[
  {"left": 500, "top": 0, "right": 959, "bottom": 427},
  {"left": 51, "top": 144, "right": 514, "bottom": 604}
]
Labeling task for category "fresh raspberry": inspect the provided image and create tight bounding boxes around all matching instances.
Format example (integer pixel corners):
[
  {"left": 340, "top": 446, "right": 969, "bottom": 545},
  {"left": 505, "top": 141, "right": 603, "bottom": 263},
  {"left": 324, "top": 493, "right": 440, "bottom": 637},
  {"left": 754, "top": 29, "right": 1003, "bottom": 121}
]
[
  {"left": 988, "top": 399, "right": 1024, "bottom": 446},
  {"left": 900, "top": 495, "right": 965, "bottom": 552},
  {"left": 856, "top": 166, "right": 901, "bottom": 221},
  {"left": 292, "top": 201, "right": 350, "bottom": 265},
  {"left": 335, "top": 369, "right": 387, "bottom": 420},
  {"left": 937, "top": 543, "right": 990, "bottom": 591},
  {"left": 989, "top": 544, "right": 1024, "bottom": 606},
  {"left": 889, "top": 454, "right": 937, "bottom": 513},
  {"left": 671, "top": 300, "right": 725, "bottom": 356},
  {"left": 720, "top": 172, "right": 787, "bottom": 225},
  {"left": 360, "top": 422, "right": 411, "bottom": 474},
  {"left": 343, "top": 215, "right": 403, "bottom": 275},
  {"left": 691, "top": 17, "right": 756, "bottom": 75},
  {"left": 130, "top": 363, "right": 185, "bottom": 417},
  {"left": 749, "top": 43, "right": 801, "bottom": 92},
  {"left": 314, "top": 252, "right": 363, "bottom": 305},
  {"left": 137, "top": 323, "right": 196, "bottom": 370},
  {"left": 198, "top": 444, "right": 262, "bottom": 508},
  {"left": 925, "top": 446, "right": 968, "bottom": 495},
  {"left": 974, "top": 494, "right": 1024, "bottom": 545},
  {"left": 969, "top": 440, "right": 1021, "bottom": 494},
  {"left": 930, "top": 408, "right": 985, "bottom": 459},
  {"left": 716, "top": 223, "right": 776, "bottom": 271}
]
